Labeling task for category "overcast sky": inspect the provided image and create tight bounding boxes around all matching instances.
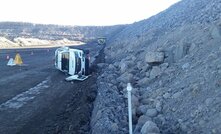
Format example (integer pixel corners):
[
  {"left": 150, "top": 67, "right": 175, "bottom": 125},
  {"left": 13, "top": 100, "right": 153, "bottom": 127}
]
[{"left": 0, "top": 0, "right": 180, "bottom": 26}]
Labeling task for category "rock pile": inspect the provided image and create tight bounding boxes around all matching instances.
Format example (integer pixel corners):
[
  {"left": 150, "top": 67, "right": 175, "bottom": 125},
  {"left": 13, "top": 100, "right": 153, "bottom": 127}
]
[{"left": 91, "top": 0, "right": 221, "bottom": 133}]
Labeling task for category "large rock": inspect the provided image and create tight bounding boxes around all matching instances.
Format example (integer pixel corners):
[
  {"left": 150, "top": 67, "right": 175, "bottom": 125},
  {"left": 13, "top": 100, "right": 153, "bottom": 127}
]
[
  {"left": 160, "top": 63, "right": 169, "bottom": 71},
  {"left": 132, "top": 95, "right": 140, "bottom": 108},
  {"left": 174, "top": 45, "right": 184, "bottom": 61},
  {"left": 164, "top": 49, "right": 174, "bottom": 63},
  {"left": 119, "top": 60, "right": 134, "bottom": 73},
  {"left": 145, "top": 109, "right": 158, "bottom": 117},
  {"left": 117, "top": 72, "right": 134, "bottom": 83},
  {"left": 131, "top": 95, "right": 139, "bottom": 119},
  {"left": 108, "top": 64, "right": 116, "bottom": 71},
  {"left": 119, "top": 62, "right": 128, "bottom": 73},
  {"left": 145, "top": 52, "right": 164, "bottom": 63},
  {"left": 211, "top": 25, "right": 221, "bottom": 39},
  {"left": 150, "top": 66, "right": 162, "bottom": 79},
  {"left": 141, "top": 121, "right": 160, "bottom": 134},
  {"left": 172, "top": 91, "right": 182, "bottom": 99},
  {"left": 173, "top": 41, "right": 191, "bottom": 62},
  {"left": 137, "top": 61, "right": 151, "bottom": 71},
  {"left": 134, "top": 115, "right": 152, "bottom": 133},
  {"left": 137, "top": 77, "right": 151, "bottom": 87},
  {"left": 137, "top": 115, "right": 152, "bottom": 126},
  {"left": 155, "top": 101, "right": 162, "bottom": 112},
  {"left": 137, "top": 105, "right": 149, "bottom": 115}
]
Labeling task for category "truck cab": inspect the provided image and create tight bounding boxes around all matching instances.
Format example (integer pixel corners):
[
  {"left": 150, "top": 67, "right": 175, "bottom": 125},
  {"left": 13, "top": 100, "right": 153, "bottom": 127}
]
[{"left": 55, "top": 47, "right": 90, "bottom": 81}]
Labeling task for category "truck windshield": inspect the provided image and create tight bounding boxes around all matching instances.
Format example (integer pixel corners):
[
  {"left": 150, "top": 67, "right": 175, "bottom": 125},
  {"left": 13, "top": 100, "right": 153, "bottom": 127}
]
[
  {"left": 61, "top": 52, "right": 69, "bottom": 71},
  {"left": 74, "top": 52, "right": 81, "bottom": 74}
]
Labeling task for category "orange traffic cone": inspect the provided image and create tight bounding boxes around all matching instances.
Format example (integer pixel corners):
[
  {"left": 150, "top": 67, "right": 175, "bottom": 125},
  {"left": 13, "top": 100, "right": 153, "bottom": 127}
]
[
  {"left": 14, "top": 53, "right": 23, "bottom": 65},
  {"left": 6, "top": 55, "right": 10, "bottom": 60}
]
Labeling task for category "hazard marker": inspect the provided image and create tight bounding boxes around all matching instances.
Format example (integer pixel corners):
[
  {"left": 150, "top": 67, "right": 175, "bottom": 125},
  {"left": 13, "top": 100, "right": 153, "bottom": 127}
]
[
  {"left": 14, "top": 53, "right": 23, "bottom": 65},
  {"left": 7, "top": 58, "right": 16, "bottom": 66},
  {"left": 127, "top": 83, "right": 133, "bottom": 134}
]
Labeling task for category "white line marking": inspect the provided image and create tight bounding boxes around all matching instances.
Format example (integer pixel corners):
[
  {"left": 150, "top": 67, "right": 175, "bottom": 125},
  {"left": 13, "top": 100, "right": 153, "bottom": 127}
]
[{"left": 0, "top": 79, "right": 49, "bottom": 110}]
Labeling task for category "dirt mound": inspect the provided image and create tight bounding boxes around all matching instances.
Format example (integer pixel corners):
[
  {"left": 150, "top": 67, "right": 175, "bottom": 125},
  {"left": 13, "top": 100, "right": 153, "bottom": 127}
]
[{"left": 0, "top": 37, "right": 19, "bottom": 48}]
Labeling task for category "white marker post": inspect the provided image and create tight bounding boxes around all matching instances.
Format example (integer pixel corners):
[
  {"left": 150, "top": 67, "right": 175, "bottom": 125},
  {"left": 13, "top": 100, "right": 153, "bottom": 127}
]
[{"left": 127, "top": 83, "right": 133, "bottom": 134}]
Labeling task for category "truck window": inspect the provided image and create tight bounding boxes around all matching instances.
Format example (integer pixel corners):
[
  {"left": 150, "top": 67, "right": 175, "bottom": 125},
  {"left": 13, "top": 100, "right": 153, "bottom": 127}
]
[{"left": 62, "top": 52, "right": 69, "bottom": 71}]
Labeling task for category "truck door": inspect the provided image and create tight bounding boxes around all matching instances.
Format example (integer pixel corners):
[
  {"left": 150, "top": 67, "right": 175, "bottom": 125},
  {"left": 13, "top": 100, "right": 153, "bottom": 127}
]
[{"left": 56, "top": 52, "right": 62, "bottom": 70}]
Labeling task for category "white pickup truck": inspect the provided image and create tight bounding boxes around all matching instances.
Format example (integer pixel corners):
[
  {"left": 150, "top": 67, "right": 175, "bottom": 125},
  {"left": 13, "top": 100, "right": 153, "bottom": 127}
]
[{"left": 55, "top": 47, "right": 90, "bottom": 81}]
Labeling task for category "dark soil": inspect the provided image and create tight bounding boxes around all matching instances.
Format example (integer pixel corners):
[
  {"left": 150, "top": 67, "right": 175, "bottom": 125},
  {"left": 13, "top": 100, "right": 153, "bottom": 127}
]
[{"left": 0, "top": 43, "right": 103, "bottom": 134}]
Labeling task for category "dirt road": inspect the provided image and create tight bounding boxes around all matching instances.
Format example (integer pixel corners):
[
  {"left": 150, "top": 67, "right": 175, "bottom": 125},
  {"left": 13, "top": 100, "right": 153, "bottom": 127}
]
[{"left": 0, "top": 43, "right": 101, "bottom": 134}]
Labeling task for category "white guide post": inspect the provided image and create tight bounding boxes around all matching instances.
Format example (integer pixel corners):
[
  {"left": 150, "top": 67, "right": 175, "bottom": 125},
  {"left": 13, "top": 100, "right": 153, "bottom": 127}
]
[{"left": 127, "top": 83, "right": 133, "bottom": 134}]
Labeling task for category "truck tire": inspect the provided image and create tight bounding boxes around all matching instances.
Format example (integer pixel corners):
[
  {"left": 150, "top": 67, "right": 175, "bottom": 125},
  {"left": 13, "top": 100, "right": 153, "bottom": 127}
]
[{"left": 85, "top": 58, "right": 90, "bottom": 75}]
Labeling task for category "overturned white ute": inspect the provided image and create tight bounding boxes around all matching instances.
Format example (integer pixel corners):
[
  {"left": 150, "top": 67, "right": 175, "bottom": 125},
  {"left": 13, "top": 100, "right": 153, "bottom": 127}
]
[{"left": 55, "top": 47, "right": 90, "bottom": 81}]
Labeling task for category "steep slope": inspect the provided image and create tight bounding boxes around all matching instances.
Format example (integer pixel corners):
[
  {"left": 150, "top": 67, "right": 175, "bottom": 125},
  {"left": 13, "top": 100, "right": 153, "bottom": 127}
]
[
  {"left": 106, "top": 0, "right": 221, "bottom": 60},
  {"left": 91, "top": 0, "right": 221, "bottom": 134}
]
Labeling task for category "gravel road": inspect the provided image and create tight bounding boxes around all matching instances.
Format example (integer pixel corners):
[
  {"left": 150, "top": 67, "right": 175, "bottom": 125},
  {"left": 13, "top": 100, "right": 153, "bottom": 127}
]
[{"left": 0, "top": 43, "right": 101, "bottom": 134}]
